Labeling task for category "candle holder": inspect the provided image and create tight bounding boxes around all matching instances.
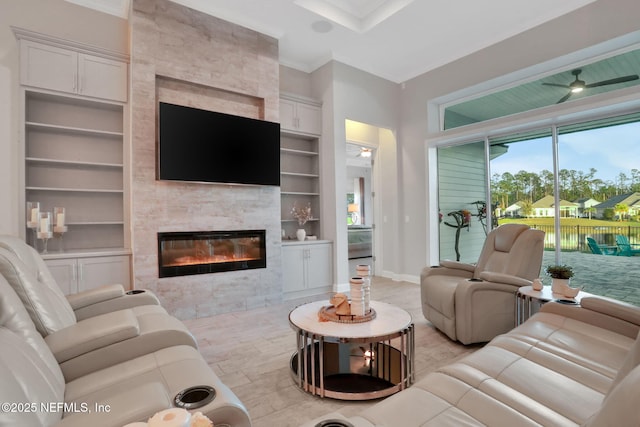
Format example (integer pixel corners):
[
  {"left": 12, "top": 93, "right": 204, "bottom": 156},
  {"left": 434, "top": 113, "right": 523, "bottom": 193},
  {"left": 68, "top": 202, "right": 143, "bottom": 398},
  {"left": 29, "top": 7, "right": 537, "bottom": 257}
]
[
  {"left": 53, "top": 207, "right": 68, "bottom": 252},
  {"left": 37, "top": 211, "right": 53, "bottom": 254},
  {"left": 26, "top": 201, "right": 40, "bottom": 247}
]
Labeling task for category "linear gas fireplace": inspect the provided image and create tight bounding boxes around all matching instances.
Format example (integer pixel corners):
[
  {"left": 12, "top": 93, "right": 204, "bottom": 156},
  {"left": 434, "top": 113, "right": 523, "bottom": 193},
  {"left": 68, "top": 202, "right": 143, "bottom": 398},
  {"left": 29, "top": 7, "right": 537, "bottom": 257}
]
[{"left": 158, "top": 230, "right": 266, "bottom": 278}]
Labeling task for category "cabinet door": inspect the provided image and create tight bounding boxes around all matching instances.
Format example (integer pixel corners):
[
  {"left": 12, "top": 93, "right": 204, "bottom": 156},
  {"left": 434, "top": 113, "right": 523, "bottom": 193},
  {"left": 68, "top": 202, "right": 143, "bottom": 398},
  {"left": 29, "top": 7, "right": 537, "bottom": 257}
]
[
  {"left": 282, "top": 246, "right": 306, "bottom": 293},
  {"left": 45, "top": 258, "right": 78, "bottom": 295},
  {"left": 306, "top": 244, "right": 332, "bottom": 290},
  {"left": 20, "top": 40, "right": 77, "bottom": 93},
  {"left": 296, "top": 103, "right": 322, "bottom": 136},
  {"left": 78, "top": 255, "right": 130, "bottom": 292},
  {"left": 279, "top": 99, "right": 297, "bottom": 132},
  {"left": 78, "top": 54, "right": 128, "bottom": 102}
]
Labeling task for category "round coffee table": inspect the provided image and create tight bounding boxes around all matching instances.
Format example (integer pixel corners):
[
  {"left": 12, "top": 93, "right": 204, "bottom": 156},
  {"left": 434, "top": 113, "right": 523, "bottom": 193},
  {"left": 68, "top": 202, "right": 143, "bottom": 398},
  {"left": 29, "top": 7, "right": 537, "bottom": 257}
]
[{"left": 288, "top": 300, "right": 414, "bottom": 400}]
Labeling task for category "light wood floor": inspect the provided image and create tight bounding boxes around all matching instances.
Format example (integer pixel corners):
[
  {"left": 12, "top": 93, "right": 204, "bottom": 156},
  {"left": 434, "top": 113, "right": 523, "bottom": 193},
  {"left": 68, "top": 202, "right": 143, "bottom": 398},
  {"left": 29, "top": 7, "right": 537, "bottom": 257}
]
[{"left": 183, "top": 277, "right": 480, "bottom": 427}]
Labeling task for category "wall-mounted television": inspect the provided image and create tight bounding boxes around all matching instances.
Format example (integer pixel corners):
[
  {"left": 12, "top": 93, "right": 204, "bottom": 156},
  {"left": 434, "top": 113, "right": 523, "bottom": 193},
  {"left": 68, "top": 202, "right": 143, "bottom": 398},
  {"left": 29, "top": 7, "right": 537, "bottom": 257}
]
[{"left": 157, "top": 102, "right": 280, "bottom": 186}]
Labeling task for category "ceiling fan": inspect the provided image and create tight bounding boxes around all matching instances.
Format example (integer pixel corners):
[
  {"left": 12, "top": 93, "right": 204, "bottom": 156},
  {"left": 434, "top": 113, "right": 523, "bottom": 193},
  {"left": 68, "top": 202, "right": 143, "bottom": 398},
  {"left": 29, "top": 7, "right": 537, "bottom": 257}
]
[{"left": 543, "top": 68, "right": 639, "bottom": 103}]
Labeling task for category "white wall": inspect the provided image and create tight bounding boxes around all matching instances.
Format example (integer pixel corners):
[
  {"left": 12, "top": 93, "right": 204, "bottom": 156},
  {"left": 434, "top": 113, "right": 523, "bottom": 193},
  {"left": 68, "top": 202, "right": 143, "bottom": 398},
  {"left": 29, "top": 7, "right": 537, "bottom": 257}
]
[
  {"left": 0, "top": 0, "right": 128, "bottom": 237},
  {"left": 311, "top": 61, "right": 401, "bottom": 289}
]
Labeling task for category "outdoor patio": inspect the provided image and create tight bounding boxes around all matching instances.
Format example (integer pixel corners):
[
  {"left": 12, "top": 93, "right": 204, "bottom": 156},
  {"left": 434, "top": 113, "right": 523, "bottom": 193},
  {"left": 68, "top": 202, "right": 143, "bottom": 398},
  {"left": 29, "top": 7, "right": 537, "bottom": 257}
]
[{"left": 541, "top": 251, "right": 640, "bottom": 306}]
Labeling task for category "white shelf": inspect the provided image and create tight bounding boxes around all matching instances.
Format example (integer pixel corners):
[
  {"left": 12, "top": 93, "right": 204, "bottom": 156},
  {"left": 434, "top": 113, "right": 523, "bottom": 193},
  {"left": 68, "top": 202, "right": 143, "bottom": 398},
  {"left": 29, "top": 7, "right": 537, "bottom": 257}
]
[
  {"left": 280, "top": 148, "right": 318, "bottom": 156},
  {"left": 281, "top": 191, "right": 320, "bottom": 196},
  {"left": 26, "top": 157, "right": 123, "bottom": 169},
  {"left": 67, "top": 221, "right": 125, "bottom": 226},
  {"left": 26, "top": 121, "right": 124, "bottom": 137},
  {"left": 26, "top": 186, "right": 123, "bottom": 193},
  {"left": 281, "top": 171, "right": 319, "bottom": 178},
  {"left": 281, "top": 218, "right": 320, "bottom": 223}
]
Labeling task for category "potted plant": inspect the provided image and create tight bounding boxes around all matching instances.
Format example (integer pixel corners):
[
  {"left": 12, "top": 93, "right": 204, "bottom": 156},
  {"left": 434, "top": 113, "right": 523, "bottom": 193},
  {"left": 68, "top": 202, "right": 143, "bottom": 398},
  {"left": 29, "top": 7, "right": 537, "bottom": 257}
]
[{"left": 545, "top": 265, "right": 574, "bottom": 294}]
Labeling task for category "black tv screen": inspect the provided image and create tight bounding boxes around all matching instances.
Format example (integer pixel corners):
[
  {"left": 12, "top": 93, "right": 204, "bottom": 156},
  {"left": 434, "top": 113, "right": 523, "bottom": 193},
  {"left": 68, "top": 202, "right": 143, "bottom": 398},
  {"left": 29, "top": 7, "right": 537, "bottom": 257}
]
[{"left": 157, "top": 102, "right": 280, "bottom": 186}]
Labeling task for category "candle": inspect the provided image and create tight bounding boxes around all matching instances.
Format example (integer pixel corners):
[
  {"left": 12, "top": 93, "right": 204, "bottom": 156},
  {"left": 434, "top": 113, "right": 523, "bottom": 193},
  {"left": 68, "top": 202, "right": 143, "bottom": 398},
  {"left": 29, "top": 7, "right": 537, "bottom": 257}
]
[
  {"left": 40, "top": 217, "right": 49, "bottom": 233},
  {"left": 30, "top": 207, "right": 39, "bottom": 225},
  {"left": 56, "top": 213, "right": 65, "bottom": 227}
]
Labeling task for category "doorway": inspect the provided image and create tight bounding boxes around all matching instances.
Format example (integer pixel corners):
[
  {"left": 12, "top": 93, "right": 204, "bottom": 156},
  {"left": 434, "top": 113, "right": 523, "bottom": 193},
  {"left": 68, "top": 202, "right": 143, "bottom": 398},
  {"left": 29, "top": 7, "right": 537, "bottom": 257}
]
[{"left": 346, "top": 142, "right": 374, "bottom": 275}]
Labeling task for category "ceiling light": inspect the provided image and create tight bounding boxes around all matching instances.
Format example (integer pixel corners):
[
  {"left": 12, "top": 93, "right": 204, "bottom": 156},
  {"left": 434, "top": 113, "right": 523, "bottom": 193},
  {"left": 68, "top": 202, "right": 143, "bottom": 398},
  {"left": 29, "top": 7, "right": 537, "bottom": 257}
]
[
  {"left": 360, "top": 148, "right": 372, "bottom": 158},
  {"left": 570, "top": 86, "right": 584, "bottom": 93}
]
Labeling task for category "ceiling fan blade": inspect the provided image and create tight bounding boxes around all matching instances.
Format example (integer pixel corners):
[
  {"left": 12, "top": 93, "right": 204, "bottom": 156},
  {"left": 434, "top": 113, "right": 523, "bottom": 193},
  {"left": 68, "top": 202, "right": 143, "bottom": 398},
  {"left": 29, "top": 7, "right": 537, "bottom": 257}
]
[
  {"left": 542, "top": 82, "right": 571, "bottom": 89},
  {"left": 556, "top": 92, "right": 572, "bottom": 104},
  {"left": 585, "top": 75, "right": 639, "bottom": 88}
]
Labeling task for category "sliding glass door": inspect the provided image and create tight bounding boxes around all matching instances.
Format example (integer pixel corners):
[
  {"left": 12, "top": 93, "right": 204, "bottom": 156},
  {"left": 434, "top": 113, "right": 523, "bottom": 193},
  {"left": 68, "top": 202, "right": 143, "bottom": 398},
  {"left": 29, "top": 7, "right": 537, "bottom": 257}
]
[{"left": 437, "top": 114, "right": 640, "bottom": 306}]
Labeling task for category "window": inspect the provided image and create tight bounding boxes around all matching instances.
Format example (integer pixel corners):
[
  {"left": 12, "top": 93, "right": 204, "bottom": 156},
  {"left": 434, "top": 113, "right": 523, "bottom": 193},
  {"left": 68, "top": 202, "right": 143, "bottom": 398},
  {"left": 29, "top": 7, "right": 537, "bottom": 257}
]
[{"left": 443, "top": 48, "right": 640, "bottom": 130}]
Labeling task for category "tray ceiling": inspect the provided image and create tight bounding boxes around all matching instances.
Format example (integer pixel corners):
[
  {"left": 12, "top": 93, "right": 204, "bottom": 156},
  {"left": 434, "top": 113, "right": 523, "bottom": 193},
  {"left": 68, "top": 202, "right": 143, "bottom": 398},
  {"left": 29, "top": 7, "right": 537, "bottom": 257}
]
[{"left": 66, "top": 0, "right": 597, "bottom": 83}]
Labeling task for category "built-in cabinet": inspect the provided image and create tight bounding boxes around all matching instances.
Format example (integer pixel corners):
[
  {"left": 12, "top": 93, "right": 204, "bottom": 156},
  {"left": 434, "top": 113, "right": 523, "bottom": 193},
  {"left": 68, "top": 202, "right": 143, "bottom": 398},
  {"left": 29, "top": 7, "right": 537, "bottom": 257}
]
[
  {"left": 280, "top": 94, "right": 322, "bottom": 240},
  {"left": 15, "top": 28, "right": 131, "bottom": 292},
  {"left": 45, "top": 253, "right": 131, "bottom": 295},
  {"left": 18, "top": 37, "right": 127, "bottom": 103},
  {"left": 282, "top": 240, "right": 332, "bottom": 298},
  {"left": 280, "top": 96, "right": 322, "bottom": 136},
  {"left": 280, "top": 93, "right": 333, "bottom": 298}
]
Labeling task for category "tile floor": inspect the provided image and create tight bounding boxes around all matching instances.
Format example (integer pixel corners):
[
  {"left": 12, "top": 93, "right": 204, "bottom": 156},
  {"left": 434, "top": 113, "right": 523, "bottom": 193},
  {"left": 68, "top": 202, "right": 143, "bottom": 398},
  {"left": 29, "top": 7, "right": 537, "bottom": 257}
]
[{"left": 183, "top": 278, "right": 480, "bottom": 427}]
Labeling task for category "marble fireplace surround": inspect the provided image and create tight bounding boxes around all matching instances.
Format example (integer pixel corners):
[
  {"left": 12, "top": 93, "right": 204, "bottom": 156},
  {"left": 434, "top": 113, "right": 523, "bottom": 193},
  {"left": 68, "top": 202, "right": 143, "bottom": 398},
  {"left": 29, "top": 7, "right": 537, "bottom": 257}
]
[{"left": 131, "top": 0, "right": 281, "bottom": 319}]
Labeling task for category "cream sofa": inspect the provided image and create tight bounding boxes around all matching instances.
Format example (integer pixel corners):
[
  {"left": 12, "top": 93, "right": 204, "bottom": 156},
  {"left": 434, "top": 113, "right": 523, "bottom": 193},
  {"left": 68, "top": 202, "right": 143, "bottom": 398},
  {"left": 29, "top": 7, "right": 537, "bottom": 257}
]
[
  {"left": 0, "top": 243, "right": 199, "bottom": 381},
  {"left": 303, "top": 296, "right": 640, "bottom": 426},
  {"left": 0, "top": 271, "right": 251, "bottom": 427}
]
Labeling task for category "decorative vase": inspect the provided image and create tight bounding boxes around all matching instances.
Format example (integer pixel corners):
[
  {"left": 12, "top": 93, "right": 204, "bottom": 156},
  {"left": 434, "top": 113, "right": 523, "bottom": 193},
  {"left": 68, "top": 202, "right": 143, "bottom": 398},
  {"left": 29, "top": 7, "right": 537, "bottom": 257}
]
[
  {"left": 563, "top": 286, "right": 581, "bottom": 298},
  {"left": 552, "top": 278, "right": 570, "bottom": 294},
  {"left": 532, "top": 278, "right": 544, "bottom": 291},
  {"left": 296, "top": 228, "right": 306, "bottom": 241}
]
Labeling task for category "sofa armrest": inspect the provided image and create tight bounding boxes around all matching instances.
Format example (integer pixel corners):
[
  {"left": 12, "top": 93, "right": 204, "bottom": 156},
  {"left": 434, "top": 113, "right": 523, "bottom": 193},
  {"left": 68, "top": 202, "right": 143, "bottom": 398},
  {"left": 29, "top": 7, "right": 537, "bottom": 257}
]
[
  {"left": 44, "top": 310, "right": 140, "bottom": 363},
  {"left": 71, "top": 288, "right": 162, "bottom": 321},
  {"left": 541, "top": 297, "right": 640, "bottom": 339},
  {"left": 440, "top": 260, "right": 476, "bottom": 272},
  {"left": 66, "top": 284, "right": 125, "bottom": 310},
  {"left": 478, "top": 271, "right": 532, "bottom": 288},
  {"left": 454, "top": 279, "right": 523, "bottom": 344},
  {"left": 421, "top": 262, "right": 475, "bottom": 282}
]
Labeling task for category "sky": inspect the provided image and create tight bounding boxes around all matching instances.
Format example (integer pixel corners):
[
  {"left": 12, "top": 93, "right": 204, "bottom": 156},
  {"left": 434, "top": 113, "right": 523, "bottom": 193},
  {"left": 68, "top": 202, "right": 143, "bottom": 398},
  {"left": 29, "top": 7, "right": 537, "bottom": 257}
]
[{"left": 490, "top": 121, "right": 640, "bottom": 184}]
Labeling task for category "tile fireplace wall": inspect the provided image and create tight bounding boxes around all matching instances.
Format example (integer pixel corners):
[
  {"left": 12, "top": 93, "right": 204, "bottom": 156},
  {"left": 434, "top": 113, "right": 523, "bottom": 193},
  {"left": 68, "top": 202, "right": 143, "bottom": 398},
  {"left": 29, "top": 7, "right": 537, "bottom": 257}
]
[{"left": 131, "top": 0, "right": 281, "bottom": 319}]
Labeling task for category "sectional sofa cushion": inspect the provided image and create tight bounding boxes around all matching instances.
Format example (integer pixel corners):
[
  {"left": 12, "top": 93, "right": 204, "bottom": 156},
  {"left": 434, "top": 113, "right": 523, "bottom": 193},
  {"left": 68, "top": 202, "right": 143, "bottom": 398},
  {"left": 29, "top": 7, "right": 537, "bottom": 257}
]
[
  {"left": 303, "top": 297, "right": 640, "bottom": 427},
  {"left": 0, "top": 273, "right": 251, "bottom": 427}
]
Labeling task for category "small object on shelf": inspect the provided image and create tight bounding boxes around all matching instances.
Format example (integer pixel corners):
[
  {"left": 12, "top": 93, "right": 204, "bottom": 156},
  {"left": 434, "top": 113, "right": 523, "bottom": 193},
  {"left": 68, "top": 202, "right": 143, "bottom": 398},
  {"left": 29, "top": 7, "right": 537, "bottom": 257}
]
[
  {"left": 532, "top": 278, "right": 544, "bottom": 291},
  {"left": 53, "top": 206, "right": 68, "bottom": 252},
  {"left": 26, "top": 201, "right": 40, "bottom": 247},
  {"left": 37, "top": 211, "right": 53, "bottom": 254},
  {"left": 350, "top": 276, "right": 365, "bottom": 316},
  {"left": 563, "top": 285, "right": 582, "bottom": 298},
  {"left": 330, "top": 292, "right": 351, "bottom": 315},
  {"left": 356, "top": 264, "right": 372, "bottom": 313},
  {"left": 296, "top": 228, "right": 306, "bottom": 241},
  {"left": 545, "top": 264, "right": 574, "bottom": 294},
  {"left": 318, "top": 304, "right": 376, "bottom": 323}
]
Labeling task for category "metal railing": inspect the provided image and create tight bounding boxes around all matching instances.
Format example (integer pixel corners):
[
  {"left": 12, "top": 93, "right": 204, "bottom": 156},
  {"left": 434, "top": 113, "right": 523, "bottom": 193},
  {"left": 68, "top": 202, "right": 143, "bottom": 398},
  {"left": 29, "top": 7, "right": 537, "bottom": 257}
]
[{"left": 529, "top": 224, "right": 640, "bottom": 252}]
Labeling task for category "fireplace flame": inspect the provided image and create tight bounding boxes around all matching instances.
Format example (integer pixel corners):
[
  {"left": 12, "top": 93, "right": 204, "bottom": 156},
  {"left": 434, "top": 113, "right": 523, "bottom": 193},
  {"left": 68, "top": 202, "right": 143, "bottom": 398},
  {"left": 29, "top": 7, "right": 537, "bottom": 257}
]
[{"left": 166, "top": 254, "right": 260, "bottom": 267}]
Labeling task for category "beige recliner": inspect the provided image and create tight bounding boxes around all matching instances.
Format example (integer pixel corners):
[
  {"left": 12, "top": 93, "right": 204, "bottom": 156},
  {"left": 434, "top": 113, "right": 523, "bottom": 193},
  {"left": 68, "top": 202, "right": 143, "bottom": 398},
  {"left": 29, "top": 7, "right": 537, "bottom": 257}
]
[
  {"left": 0, "top": 273, "right": 251, "bottom": 427},
  {"left": 0, "top": 241, "right": 198, "bottom": 381},
  {"left": 421, "top": 223, "right": 545, "bottom": 344}
]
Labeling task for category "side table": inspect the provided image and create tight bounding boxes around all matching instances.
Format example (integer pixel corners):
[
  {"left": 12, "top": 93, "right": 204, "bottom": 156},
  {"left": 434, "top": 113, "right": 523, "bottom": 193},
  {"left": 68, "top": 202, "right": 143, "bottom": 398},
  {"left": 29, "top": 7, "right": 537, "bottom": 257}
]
[{"left": 516, "top": 285, "right": 591, "bottom": 325}]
